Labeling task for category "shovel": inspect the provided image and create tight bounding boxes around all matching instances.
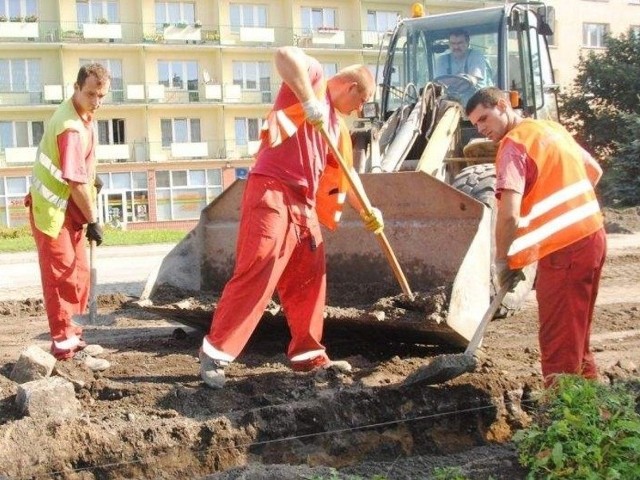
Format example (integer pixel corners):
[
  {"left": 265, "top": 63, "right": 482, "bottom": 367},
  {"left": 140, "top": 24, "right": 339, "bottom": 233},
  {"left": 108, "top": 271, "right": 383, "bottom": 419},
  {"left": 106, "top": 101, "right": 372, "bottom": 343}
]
[
  {"left": 73, "top": 240, "right": 110, "bottom": 326},
  {"left": 319, "top": 126, "right": 413, "bottom": 299},
  {"left": 403, "top": 278, "right": 513, "bottom": 387}
]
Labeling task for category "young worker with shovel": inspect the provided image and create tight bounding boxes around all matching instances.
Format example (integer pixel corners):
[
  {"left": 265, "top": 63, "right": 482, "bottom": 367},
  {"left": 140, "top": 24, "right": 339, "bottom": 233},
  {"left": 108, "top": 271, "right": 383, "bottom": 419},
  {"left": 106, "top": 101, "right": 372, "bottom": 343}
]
[
  {"left": 466, "top": 87, "right": 606, "bottom": 388},
  {"left": 199, "top": 47, "right": 381, "bottom": 388},
  {"left": 24, "top": 64, "right": 111, "bottom": 372}
]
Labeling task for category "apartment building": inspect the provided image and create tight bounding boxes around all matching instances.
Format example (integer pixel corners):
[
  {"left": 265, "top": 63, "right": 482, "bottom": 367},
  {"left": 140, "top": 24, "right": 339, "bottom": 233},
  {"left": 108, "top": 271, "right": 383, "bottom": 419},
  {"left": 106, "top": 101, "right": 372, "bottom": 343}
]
[{"left": 1, "top": 0, "right": 638, "bottom": 230}]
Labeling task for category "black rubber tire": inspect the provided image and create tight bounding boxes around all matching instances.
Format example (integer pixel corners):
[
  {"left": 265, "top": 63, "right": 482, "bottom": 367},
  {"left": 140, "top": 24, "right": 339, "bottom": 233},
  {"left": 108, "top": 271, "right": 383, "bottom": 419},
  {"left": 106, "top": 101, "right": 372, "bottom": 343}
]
[{"left": 451, "top": 163, "right": 536, "bottom": 318}]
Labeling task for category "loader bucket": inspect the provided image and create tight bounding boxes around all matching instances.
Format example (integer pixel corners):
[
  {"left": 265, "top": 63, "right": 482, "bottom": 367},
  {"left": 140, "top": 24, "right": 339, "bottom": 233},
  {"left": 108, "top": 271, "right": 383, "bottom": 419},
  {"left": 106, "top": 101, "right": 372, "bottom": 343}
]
[{"left": 145, "top": 171, "right": 491, "bottom": 348}]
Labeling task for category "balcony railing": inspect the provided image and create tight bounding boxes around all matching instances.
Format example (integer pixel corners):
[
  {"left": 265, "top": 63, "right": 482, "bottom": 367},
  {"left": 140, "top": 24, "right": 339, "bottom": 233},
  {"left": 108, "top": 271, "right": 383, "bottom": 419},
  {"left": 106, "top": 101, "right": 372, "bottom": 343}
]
[{"left": 0, "top": 20, "right": 395, "bottom": 51}]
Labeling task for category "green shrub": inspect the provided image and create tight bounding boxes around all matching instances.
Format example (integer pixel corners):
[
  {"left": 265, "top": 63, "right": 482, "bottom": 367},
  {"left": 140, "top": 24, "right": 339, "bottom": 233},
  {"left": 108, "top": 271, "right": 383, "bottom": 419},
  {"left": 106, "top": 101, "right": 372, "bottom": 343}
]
[{"left": 514, "top": 376, "right": 640, "bottom": 479}]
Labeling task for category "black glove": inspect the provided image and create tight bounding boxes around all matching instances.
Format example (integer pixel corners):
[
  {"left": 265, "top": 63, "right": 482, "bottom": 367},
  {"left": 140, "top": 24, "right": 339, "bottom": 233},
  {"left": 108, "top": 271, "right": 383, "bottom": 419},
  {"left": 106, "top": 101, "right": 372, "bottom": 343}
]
[
  {"left": 94, "top": 176, "right": 104, "bottom": 194},
  {"left": 493, "top": 259, "right": 525, "bottom": 292},
  {"left": 86, "top": 222, "right": 103, "bottom": 246}
]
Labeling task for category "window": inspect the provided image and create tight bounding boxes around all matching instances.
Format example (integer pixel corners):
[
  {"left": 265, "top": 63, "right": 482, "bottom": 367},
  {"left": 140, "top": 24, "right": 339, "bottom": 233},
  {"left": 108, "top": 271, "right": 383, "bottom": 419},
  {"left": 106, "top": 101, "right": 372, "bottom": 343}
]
[
  {"left": 80, "top": 58, "right": 123, "bottom": 100},
  {"left": 0, "top": 121, "right": 43, "bottom": 151},
  {"left": 234, "top": 117, "right": 260, "bottom": 146},
  {"left": 367, "top": 10, "right": 398, "bottom": 33},
  {"left": 160, "top": 118, "right": 201, "bottom": 147},
  {"left": 158, "top": 60, "right": 198, "bottom": 91},
  {"left": 155, "top": 169, "right": 223, "bottom": 220},
  {"left": 229, "top": 4, "right": 267, "bottom": 33},
  {"left": 232, "top": 61, "right": 270, "bottom": 90},
  {"left": 301, "top": 7, "right": 336, "bottom": 33},
  {"left": 583, "top": 23, "right": 609, "bottom": 47},
  {"left": 96, "top": 172, "right": 149, "bottom": 223},
  {"left": 321, "top": 63, "right": 338, "bottom": 78},
  {"left": 155, "top": 1, "right": 195, "bottom": 27},
  {"left": 0, "top": 175, "right": 30, "bottom": 227},
  {"left": 1, "top": 0, "right": 37, "bottom": 18},
  {"left": 97, "top": 119, "right": 125, "bottom": 145},
  {"left": 76, "top": 0, "right": 119, "bottom": 24},
  {"left": 0, "top": 59, "right": 41, "bottom": 92}
]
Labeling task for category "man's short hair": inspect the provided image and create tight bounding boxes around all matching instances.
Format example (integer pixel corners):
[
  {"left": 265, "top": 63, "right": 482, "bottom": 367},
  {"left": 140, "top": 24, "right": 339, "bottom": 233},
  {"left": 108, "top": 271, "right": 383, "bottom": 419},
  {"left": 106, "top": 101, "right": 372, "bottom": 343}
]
[
  {"left": 77, "top": 63, "right": 111, "bottom": 88},
  {"left": 449, "top": 29, "right": 470, "bottom": 42},
  {"left": 335, "top": 64, "right": 375, "bottom": 93},
  {"left": 465, "top": 87, "right": 507, "bottom": 115}
]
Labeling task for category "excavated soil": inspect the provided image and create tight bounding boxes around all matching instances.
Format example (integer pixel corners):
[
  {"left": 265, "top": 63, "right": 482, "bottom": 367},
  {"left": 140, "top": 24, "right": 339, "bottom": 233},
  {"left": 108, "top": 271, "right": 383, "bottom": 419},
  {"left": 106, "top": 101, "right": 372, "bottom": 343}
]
[{"left": 0, "top": 208, "right": 639, "bottom": 479}]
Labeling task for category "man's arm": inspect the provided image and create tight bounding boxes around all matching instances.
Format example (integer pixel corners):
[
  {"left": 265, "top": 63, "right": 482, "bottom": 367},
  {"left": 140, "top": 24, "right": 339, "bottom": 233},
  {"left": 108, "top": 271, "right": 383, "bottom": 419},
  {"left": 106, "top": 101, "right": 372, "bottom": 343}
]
[
  {"left": 58, "top": 130, "right": 96, "bottom": 223},
  {"left": 496, "top": 189, "right": 522, "bottom": 261},
  {"left": 274, "top": 46, "right": 317, "bottom": 104},
  {"left": 68, "top": 181, "right": 96, "bottom": 223}
]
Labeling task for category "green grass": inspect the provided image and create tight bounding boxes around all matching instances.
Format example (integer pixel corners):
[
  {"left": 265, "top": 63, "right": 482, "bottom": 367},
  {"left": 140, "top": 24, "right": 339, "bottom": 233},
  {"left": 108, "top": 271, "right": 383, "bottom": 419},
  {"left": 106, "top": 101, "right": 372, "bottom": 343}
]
[{"left": 0, "top": 225, "right": 188, "bottom": 253}]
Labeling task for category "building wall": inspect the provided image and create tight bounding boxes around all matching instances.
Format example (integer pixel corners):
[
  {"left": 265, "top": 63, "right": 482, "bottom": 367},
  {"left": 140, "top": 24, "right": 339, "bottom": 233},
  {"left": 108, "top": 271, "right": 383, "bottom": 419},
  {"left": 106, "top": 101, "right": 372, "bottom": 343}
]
[{"left": 2, "top": 0, "right": 639, "bottom": 228}]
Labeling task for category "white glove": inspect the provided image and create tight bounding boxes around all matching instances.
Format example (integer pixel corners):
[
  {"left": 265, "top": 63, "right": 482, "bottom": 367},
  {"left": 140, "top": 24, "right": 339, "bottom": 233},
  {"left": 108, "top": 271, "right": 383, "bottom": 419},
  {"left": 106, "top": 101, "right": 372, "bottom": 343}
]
[
  {"left": 360, "top": 207, "right": 384, "bottom": 234},
  {"left": 492, "top": 259, "right": 525, "bottom": 292},
  {"left": 302, "top": 98, "right": 326, "bottom": 128}
]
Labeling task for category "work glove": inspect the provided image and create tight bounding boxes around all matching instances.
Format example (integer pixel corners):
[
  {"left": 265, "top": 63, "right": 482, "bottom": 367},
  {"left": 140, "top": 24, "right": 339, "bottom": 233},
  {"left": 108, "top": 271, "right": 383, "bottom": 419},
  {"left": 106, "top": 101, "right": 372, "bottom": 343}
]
[
  {"left": 302, "top": 98, "right": 326, "bottom": 129},
  {"left": 86, "top": 222, "right": 104, "bottom": 247},
  {"left": 492, "top": 259, "right": 525, "bottom": 292},
  {"left": 94, "top": 176, "right": 104, "bottom": 194},
  {"left": 360, "top": 207, "right": 384, "bottom": 234}
]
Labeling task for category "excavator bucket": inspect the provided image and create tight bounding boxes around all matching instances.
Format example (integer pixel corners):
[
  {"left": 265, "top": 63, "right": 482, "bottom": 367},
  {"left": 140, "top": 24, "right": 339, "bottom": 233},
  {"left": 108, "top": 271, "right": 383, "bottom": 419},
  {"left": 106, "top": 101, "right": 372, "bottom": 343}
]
[{"left": 143, "top": 170, "right": 491, "bottom": 348}]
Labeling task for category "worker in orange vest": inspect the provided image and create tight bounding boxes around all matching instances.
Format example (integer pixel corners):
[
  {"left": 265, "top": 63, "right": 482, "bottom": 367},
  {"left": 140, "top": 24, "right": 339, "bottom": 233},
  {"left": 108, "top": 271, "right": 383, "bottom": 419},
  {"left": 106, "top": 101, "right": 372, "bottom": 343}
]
[
  {"left": 199, "top": 46, "right": 381, "bottom": 388},
  {"left": 466, "top": 87, "right": 606, "bottom": 388}
]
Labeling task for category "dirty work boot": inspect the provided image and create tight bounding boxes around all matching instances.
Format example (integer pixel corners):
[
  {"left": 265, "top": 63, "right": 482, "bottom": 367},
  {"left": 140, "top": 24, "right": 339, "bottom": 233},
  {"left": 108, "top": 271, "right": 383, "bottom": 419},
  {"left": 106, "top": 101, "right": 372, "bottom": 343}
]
[
  {"left": 73, "top": 350, "right": 110, "bottom": 372},
  {"left": 199, "top": 350, "right": 227, "bottom": 389},
  {"left": 324, "top": 360, "right": 352, "bottom": 373}
]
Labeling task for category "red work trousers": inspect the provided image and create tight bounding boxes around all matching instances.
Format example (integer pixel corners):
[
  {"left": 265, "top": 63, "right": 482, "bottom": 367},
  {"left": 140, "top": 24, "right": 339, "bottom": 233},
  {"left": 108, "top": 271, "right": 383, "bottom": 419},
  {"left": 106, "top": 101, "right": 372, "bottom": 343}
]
[
  {"left": 535, "top": 228, "right": 607, "bottom": 388},
  {"left": 204, "top": 174, "right": 328, "bottom": 370},
  {"left": 30, "top": 210, "right": 87, "bottom": 359}
]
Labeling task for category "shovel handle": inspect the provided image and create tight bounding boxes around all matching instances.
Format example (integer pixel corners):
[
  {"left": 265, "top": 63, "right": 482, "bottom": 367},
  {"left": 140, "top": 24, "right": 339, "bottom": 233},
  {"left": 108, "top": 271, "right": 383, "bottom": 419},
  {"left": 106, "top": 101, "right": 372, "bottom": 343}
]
[
  {"left": 318, "top": 126, "right": 413, "bottom": 299},
  {"left": 88, "top": 239, "right": 97, "bottom": 321}
]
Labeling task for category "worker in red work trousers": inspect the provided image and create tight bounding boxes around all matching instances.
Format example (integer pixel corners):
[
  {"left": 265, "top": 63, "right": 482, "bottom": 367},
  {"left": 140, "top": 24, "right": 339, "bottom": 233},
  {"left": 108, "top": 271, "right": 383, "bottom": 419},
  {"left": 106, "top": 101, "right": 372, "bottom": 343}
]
[
  {"left": 466, "top": 87, "right": 606, "bottom": 388},
  {"left": 24, "top": 64, "right": 111, "bottom": 372},
  {"left": 199, "top": 46, "right": 381, "bottom": 388}
]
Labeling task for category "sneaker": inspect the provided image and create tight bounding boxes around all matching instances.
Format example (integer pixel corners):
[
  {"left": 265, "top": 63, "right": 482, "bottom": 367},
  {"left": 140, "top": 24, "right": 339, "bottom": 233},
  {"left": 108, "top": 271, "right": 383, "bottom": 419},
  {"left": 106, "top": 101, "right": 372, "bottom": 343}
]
[
  {"left": 324, "top": 360, "right": 352, "bottom": 373},
  {"left": 199, "top": 350, "right": 227, "bottom": 389},
  {"left": 73, "top": 350, "right": 110, "bottom": 372},
  {"left": 81, "top": 344, "right": 105, "bottom": 357}
]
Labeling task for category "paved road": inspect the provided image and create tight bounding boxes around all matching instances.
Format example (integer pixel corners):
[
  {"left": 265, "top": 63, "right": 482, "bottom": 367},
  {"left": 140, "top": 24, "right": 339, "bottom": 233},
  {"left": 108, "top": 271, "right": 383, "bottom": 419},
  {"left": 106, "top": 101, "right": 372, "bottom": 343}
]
[
  {"left": 1, "top": 234, "right": 639, "bottom": 303},
  {"left": 0, "top": 243, "right": 175, "bottom": 301}
]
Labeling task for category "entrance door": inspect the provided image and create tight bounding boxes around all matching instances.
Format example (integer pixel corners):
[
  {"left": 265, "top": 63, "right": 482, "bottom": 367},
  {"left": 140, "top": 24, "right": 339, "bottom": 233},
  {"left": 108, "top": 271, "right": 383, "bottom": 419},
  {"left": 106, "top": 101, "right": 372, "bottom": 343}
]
[{"left": 98, "top": 191, "right": 127, "bottom": 228}]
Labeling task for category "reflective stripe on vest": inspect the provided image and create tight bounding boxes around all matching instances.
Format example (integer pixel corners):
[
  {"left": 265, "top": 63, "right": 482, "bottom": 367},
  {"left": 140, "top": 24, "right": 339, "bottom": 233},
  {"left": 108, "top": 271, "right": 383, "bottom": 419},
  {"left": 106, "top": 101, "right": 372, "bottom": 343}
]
[
  {"left": 499, "top": 119, "right": 603, "bottom": 268},
  {"left": 31, "top": 176, "right": 68, "bottom": 210}
]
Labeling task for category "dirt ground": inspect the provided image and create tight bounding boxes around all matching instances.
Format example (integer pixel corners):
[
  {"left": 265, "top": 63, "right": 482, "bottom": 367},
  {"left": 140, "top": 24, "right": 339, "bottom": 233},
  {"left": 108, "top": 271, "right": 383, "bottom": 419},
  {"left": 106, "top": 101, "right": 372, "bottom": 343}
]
[{"left": 0, "top": 207, "right": 639, "bottom": 479}]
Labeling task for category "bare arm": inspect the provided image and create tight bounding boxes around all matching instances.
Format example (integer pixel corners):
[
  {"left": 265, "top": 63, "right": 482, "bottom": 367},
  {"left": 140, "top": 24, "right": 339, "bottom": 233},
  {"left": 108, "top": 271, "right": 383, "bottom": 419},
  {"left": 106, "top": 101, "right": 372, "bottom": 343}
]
[
  {"left": 69, "top": 181, "right": 96, "bottom": 223},
  {"left": 496, "top": 189, "right": 522, "bottom": 261},
  {"left": 274, "top": 46, "right": 316, "bottom": 104}
]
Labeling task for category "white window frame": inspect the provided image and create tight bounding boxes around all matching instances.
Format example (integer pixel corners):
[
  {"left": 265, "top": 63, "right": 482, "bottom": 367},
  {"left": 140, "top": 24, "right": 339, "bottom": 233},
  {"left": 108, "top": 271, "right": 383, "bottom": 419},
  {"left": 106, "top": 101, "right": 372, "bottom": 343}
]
[
  {"left": 234, "top": 117, "right": 260, "bottom": 146},
  {"left": 158, "top": 60, "right": 198, "bottom": 91},
  {"left": 0, "top": 58, "right": 41, "bottom": 92},
  {"left": 232, "top": 61, "right": 270, "bottom": 90},
  {"left": 160, "top": 118, "right": 201, "bottom": 147},
  {"left": 1, "top": 0, "right": 37, "bottom": 18},
  {"left": 76, "top": 0, "right": 119, "bottom": 24},
  {"left": 155, "top": 168, "right": 223, "bottom": 220},
  {"left": 229, "top": 4, "right": 267, "bottom": 33},
  {"left": 366, "top": 10, "right": 398, "bottom": 33},
  {"left": 155, "top": 1, "right": 195, "bottom": 26},
  {"left": 0, "top": 120, "right": 43, "bottom": 151},
  {"left": 583, "top": 23, "right": 609, "bottom": 48},
  {"left": 301, "top": 6, "right": 336, "bottom": 32}
]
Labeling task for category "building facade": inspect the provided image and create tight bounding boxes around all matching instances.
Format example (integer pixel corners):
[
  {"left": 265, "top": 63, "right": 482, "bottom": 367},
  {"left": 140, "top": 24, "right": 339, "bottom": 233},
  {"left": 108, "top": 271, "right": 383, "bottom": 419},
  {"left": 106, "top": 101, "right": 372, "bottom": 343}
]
[{"left": 1, "top": 0, "right": 639, "bottom": 229}]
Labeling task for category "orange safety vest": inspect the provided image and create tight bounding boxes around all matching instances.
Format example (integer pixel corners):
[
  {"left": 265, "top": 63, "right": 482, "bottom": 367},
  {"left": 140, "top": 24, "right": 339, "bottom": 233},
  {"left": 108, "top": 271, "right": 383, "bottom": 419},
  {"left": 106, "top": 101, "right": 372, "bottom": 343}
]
[
  {"left": 498, "top": 119, "right": 603, "bottom": 269},
  {"left": 259, "top": 83, "right": 353, "bottom": 231}
]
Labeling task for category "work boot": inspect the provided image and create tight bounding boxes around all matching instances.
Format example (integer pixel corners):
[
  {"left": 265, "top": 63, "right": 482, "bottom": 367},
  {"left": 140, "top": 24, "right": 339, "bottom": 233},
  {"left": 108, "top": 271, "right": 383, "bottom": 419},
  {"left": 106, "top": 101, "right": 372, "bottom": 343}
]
[
  {"left": 324, "top": 360, "right": 352, "bottom": 373},
  {"left": 73, "top": 350, "right": 110, "bottom": 372},
  {"left": 199, "top": 350, "right": 227, "bottom": 389}
]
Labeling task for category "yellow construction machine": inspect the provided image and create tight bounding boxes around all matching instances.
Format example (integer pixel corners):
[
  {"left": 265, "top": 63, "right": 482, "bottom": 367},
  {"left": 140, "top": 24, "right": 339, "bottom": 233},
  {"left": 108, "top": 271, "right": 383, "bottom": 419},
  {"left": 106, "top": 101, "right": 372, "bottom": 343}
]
[{"left": 144, "top": 2, "right": 559, "bottom": 348}]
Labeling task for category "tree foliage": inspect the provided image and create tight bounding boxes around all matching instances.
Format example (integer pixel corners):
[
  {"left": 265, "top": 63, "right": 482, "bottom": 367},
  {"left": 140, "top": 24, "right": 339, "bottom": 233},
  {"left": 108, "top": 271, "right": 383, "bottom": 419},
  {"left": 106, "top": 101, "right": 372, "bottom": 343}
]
[{"left": 560, "top": 29, "right": 640, "bottom": 205}]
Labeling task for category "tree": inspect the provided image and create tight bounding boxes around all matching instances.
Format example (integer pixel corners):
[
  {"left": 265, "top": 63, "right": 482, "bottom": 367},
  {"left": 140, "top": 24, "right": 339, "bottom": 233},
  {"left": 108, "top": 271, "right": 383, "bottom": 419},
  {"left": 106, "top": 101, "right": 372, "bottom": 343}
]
[{"left": 561, "top": 29, "right": 640, "bottom": 205}]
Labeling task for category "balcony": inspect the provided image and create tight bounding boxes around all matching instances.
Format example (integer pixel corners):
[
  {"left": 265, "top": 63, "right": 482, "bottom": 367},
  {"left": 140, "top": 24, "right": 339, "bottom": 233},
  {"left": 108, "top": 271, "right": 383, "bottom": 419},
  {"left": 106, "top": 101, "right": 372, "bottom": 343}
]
[
  {"left": 239, "top": 26, "right": 275, "bottom": 44},
  {"left": 96, "top": 144, "right": 130, "bottom": 162},
  {"left": 361, "top": 30, "right": 392, "bottom": 48},
  {"left": 0, "top": 20, "right": 39, "bottom": 39},
  {"left": 162, "top": 24, "right": 202, "bottom": 43},
  {"left": 3, "top": 146, "right": 38, "bottom": 165},
  {"left": 81, "top": 22, "right": 122, "bottom": 41}
]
